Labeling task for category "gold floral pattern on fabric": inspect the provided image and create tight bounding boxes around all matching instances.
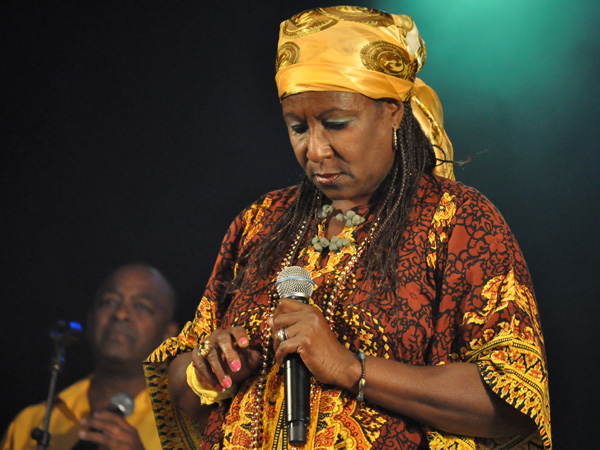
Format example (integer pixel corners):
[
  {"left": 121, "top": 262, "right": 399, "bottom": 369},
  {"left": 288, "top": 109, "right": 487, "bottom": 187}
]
[
  {"left": 360, "top": 41, "right": 417, "bottom": 83},
  {"left": 463, "top": 270, "right": 543, "bottom": 342},
  {"left": 275, "top": 42, "right": 300, "bottom": 73},
  {"left": 241, "top": 197, "right": 272, "bottom": 248},
  {"left": 320, "top": 6, "right": 394, "bottom": 27},
  {"left": 427, "top": 192, "right": 457, "bottom": 269},
  {"left": 426, "top": 430, "right": 535, "bottom": 450},
  {"left": 463, "top": 270, "right": 551, "bottom": 449},
  {"left": 144, "top": 176, "right": 550, "bottom": 450},
  {"left": 144, "top": 298, "right": 219, "bottom": 449},
  {"left": 281, "top": 9, "right": 338, "bottom": 38}
]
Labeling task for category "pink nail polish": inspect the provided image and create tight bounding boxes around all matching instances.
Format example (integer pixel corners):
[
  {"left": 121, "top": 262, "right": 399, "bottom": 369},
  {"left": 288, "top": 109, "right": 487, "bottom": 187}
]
[
  {"left": 216, "top": 384, "right": 224, "bottom": 392},
  {"left": 222, "top": 377, "right": 232, "bottom": 389},
  {"left": 239, "top": 337, "right": 249, "bottom": 346},
  {"left": 231, "top": 360, "right": 241, "bottom": 372}
]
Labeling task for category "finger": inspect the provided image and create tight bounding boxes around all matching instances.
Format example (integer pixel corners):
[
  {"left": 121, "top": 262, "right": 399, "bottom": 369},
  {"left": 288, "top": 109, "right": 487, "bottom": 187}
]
[
  {"left": 203, "top": 346, "right": 232, "bottom": 390},
  {"left": 192, "top": 348, "right": 222, "bottom": 390},
  {"left": 80, "top": 414, "right": 133, "bottom": 447},
  {"left": 228, "top": 326, "right": 251, "bottom": 348},
  {"left": 211, "top": 330, "right": 244, "bottom": 375},
  {"left": 274, "top": 298, "right": 308, "bottom": 315},
  {"left": 273, "top": 334, "right": 306, "bottom": 366}
]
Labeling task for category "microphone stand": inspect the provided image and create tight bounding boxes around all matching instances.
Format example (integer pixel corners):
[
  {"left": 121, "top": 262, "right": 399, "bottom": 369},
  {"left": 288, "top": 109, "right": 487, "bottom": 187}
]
[
  {"left": 31, "top": 339, "right": 67, "bottom": 450},
  {"left": 31, "top": 320, "right": 82, "bottom": 450}
]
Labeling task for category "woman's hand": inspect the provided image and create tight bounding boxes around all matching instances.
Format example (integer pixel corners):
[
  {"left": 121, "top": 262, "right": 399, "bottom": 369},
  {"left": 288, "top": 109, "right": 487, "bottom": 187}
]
[
  {"left": 268, "top": 298, "right": 360, "bottom": 390},
  {"left": 191, "top": 326, "right": 262, "bottom": 392}
]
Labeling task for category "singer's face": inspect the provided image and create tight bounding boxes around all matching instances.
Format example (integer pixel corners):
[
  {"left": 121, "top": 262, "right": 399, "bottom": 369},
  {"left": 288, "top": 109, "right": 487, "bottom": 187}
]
[
  {"left": 88, "top": 265, "right": 176, "bottom": 368},
  {"left": 282, "top": 91, "right": 404, "bottom": 210}
]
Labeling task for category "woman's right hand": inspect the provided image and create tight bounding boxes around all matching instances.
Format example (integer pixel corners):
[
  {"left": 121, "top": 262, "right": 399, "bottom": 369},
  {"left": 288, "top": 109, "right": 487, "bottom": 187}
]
[{"left": 191, "top": 326, "right": 262, "bottom": 392}]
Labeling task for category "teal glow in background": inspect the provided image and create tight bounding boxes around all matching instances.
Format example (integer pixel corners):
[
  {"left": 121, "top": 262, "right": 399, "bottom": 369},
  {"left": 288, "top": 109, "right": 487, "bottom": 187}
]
[{"left": 376, "top": 2, "right": 599, "bottom": 447}]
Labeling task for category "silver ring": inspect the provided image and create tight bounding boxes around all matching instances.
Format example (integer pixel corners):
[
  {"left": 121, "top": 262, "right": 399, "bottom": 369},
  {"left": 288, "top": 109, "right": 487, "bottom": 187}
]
[{"left": 276, "top": 328, "right": 288, "bottom": 342}]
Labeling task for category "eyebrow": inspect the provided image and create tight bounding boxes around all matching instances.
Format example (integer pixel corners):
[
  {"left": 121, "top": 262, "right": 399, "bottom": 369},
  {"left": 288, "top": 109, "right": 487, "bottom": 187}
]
[
  {"left": 283, "top": 107, "right": 356, "bottom": 121},
  {"left": 98, "top": 289, "right": 159, "bottom": 306}
]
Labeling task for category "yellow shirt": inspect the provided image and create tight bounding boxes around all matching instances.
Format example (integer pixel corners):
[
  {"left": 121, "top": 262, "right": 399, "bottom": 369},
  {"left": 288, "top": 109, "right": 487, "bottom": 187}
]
[{"left": 1, "top": 377, "right": 161, "bottom": 450}]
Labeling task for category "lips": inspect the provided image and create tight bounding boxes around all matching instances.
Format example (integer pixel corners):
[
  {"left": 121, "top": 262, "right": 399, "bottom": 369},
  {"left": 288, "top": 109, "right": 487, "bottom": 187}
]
[
  {"left": 314, "top": 173, "right": 341, "bottom": 185},
  {"left": 103, "top": 324, "right": 135, "bottom": 344}
]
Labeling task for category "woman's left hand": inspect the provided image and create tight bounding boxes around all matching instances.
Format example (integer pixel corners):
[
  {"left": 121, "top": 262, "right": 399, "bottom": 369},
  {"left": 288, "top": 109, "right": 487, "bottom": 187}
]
[{"left": 268, "top": 298, "right": 359, "bottom": 390}]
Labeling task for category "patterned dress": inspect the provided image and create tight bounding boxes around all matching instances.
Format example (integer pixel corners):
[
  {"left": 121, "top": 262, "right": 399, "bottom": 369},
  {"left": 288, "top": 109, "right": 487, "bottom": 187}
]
[{"left": 144, "top": 174, "right": 551, "bottom": 450}]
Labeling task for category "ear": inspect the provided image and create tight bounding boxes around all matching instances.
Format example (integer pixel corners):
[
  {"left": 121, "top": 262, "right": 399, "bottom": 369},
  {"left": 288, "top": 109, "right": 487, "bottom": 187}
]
[
  {"left": 162, "top": 321, "right": 180, "bottom": 341},
  {"left": 387, "top": 101, "right": 404, "bottom": 129}
]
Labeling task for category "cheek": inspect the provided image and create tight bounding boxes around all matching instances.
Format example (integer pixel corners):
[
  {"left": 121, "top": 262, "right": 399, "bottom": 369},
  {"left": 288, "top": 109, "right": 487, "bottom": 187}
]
[{"left": 290, "top": 140, "right": 307, "bottom": 168}]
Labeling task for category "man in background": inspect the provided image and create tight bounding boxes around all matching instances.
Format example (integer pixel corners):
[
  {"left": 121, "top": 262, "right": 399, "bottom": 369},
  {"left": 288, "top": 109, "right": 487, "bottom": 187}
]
[{"left": 1, "top": 263, "right": 179, "bottom": 450}]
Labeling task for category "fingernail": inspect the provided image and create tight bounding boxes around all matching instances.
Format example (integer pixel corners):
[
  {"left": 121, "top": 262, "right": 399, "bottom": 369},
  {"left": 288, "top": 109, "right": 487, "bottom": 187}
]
[
  {"left": 239, "top": 337, "right": 249, "bottom": 346},
  {"left": 216, "top": 384, "right": 224, "bottom": 392},
  {"left": 222, "top": 377, "right": 232, "bottom": 389},
  {"left": 231, "top": 360, "right": 241, "bottom": 372}
]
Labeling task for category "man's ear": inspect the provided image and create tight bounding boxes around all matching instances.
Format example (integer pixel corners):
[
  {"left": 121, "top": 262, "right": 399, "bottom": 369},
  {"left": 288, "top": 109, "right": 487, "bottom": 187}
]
[{"left": 163, "top": 321, "right": 179, "bottom": 341}]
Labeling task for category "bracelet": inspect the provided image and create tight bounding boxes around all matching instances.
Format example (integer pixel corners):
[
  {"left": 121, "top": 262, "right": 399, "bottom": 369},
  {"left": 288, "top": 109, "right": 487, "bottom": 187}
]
[
  {"left": 356, "top": 350, "right": 366, "bottom": 402},
  {"left": 185, "top": 362, "right": 237, "bottom": 405}
]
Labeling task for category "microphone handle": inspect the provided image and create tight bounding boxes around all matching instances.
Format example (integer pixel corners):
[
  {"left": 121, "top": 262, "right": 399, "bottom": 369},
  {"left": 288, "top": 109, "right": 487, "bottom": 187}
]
[
  {"left": 284, "top": 354, "right": 310, "bottom": 445},
  {"left": 283, "top": 293, "right": 310, "bottom": 445}
]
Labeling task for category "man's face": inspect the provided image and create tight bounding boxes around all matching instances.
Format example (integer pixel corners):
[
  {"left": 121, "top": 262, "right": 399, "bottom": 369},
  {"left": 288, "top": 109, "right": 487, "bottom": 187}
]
[{"left": 88, "top": 266, "right": 175, "bottom": 368}]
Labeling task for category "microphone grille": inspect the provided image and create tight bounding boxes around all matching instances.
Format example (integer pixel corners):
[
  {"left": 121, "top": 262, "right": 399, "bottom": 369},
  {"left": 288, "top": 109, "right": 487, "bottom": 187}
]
[
  {"left": 107, "top": 392, "right": 134, "bottom": 417},
  {"left": 276, "top": 266, "right": 315, "bottom": 298}
]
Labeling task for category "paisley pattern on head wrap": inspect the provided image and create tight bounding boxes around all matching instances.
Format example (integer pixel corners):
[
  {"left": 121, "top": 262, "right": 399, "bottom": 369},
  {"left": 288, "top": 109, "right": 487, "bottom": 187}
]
[
  {"left": 275, "top": 5, "right": 454, "bottom": 180},
  {"left": 275, "top": 42, "right": 300, "bottom": 72},
  {"left": 360, "top": 40, "right": 418, "bottom": 82}
]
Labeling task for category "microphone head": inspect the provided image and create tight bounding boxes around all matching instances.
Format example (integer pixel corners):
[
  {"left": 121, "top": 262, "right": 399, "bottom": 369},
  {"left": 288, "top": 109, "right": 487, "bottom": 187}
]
[
  {"left": 276, "top": 266, "right": 315, "bottom": 299},
  {"left": 107, "top": 392, "right": 134, "bottom": 417}
]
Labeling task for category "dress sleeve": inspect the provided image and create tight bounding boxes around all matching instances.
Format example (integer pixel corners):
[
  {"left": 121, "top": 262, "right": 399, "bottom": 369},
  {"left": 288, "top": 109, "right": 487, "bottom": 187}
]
[
  {"left": 425, "top": 191, "right": 551, "bottom": 450},
  {"left": 143, "top": 195, "right": 274, "bottom": 449}
]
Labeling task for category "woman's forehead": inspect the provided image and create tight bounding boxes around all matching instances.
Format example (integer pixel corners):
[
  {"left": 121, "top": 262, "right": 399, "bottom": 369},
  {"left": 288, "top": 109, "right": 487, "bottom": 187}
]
[{"left": 282, "top": 91, "right": 374, "bottom": 112}]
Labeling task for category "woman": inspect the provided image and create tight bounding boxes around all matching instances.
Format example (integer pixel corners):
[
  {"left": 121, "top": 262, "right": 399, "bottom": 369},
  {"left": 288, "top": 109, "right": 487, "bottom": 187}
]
[{"left": 144, "top": 6, "right": 550, "bottom": 450}]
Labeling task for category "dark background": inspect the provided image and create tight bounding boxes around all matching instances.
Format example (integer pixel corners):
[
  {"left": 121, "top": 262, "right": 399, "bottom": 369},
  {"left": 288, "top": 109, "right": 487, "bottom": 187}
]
[{"left": 2, "top": 1, "right": 598, "bottom": 448}]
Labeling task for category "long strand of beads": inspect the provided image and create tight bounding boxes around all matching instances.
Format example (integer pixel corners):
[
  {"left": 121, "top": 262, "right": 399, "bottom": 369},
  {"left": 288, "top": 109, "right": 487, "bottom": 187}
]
[
  {"left": 249, "top": 220, "right": 308, "bottom": 450},
  {"left": 249, "top": 209, "right": 380, "bottom": 448},
  {"left": 324, "top": 218, "right": 379, "bottom": 324}
]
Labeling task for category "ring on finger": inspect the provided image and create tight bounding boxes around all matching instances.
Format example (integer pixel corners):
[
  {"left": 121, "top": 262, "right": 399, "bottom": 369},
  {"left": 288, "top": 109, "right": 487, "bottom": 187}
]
[
  {"left": 276, "top": 328, "right": 288, "bottom": 342},
  {"left": 197, "top": 340, "right": 213, "bottom": 358}
]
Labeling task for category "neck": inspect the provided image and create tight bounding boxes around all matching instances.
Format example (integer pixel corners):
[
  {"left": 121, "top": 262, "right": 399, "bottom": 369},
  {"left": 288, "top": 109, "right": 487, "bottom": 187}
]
[{"left": 88, "top": 363, "right": 147, "bottom": 412}]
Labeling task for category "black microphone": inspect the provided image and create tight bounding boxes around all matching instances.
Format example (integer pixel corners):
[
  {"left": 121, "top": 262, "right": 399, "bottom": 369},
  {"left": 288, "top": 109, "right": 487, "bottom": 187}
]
[
  {"left": 70, "top": 393, "right": 134, "bottom": 450},
  {"left": 276, "top": 266, "right": 315, "bottom": 446}
]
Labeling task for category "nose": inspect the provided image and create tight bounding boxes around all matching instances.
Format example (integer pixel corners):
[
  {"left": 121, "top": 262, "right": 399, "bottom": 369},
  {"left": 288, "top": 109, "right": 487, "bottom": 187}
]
[
  {"left": 113, "top": 300, "right": 131, "bottom": 321},
  {"left": 306, "top": 128, "right": 333, "bottom": 163}
]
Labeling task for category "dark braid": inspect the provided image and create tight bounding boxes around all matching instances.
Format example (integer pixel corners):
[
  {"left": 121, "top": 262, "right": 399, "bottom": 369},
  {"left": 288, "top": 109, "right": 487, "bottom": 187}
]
[
  {"left": 362, "top": 101, "right": 437, "bottom": 293},
  {"left": 228, "top": 101, "right": 437, "bottom": 299}
]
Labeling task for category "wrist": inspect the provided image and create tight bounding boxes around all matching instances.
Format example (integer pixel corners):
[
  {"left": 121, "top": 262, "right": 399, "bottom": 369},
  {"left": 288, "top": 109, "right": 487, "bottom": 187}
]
[
  {"left": 340, "top": 350, "right": 364, "bottom": 392},
  {"left": 185, "top": 362, "right": 237, "bottom": 405},
  {"left": 355, "top": 351, "right": 366, "bottom": 402}
]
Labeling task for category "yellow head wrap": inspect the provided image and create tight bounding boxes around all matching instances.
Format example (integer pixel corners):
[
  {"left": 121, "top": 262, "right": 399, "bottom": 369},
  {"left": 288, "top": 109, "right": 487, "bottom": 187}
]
[{"left": 275, "top": 6, "right": 454, "bottom": 180}]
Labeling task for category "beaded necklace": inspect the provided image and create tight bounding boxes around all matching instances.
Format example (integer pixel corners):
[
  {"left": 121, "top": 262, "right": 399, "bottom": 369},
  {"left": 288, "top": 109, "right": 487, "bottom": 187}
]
[{"left": 248, "top": 210, "right": 382, "bottom": 448}]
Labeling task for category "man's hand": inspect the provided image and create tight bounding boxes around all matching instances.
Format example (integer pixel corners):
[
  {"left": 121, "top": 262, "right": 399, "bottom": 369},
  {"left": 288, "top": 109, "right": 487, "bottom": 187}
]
[{"left": 79, "top": 411, "right": 145, "bottom": 450}]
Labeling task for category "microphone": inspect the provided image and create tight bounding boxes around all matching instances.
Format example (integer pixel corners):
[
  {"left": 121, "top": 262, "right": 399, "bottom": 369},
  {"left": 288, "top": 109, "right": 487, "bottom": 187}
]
[
  {"left": 276, "top": 266, "right": 315, "bottom": 446},
  {"left": 107, "top": 392, "right": 134, "bottom": 416},
  {"left": 70, "top": 393, "right": 134, "bottom": 450}
]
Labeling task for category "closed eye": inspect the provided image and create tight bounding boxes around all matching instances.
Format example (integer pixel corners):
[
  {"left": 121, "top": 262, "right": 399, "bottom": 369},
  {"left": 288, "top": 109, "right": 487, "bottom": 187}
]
[
  {"left": 323, "top": 120, "right": 350, "bottom": 130},
  {"left": 290, "top": 123, "right": 308, "bottom": 134}
]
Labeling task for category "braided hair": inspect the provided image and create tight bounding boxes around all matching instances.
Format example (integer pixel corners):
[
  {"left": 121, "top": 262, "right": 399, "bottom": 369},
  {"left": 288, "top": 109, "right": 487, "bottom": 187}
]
[{"left": 227, "top": 100, "right": 438, "bottom": 300}]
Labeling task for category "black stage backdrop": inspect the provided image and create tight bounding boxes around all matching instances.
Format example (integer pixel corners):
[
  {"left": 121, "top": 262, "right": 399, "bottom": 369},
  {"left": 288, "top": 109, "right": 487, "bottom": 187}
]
[{"left": 1, "top": 2, "right": 598, "bottom": 448}]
